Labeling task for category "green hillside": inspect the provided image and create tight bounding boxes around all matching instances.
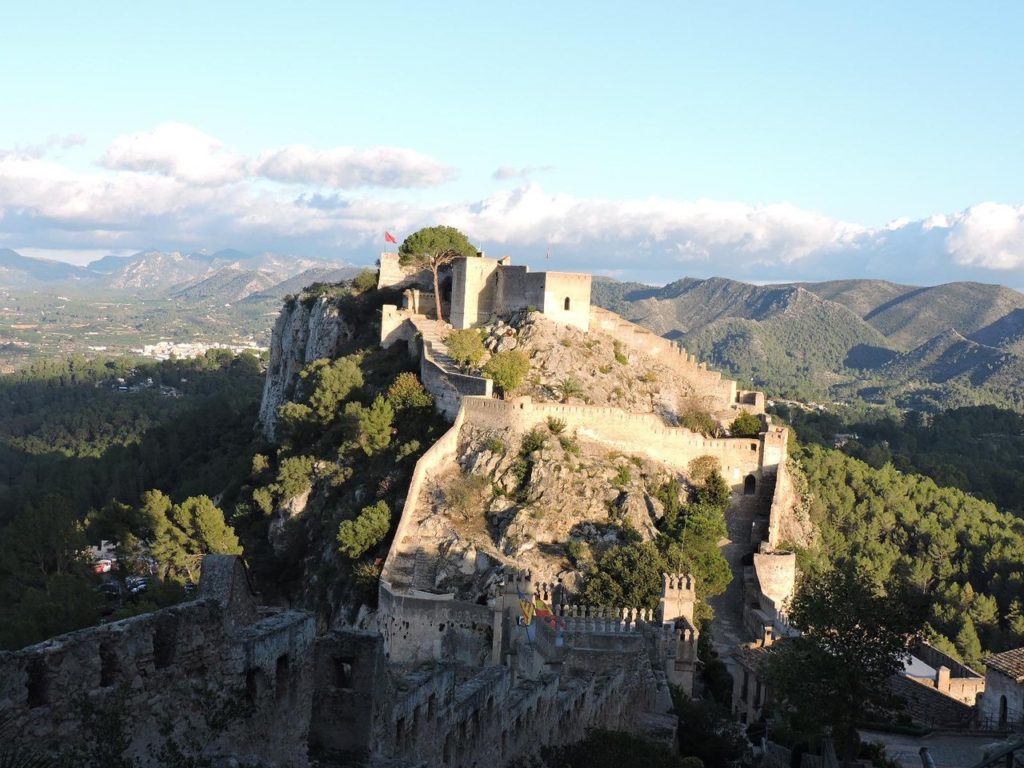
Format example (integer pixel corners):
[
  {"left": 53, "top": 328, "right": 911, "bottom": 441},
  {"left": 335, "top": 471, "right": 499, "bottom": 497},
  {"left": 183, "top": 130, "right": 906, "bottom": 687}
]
[{"left": 592, "top": 275, "right": 1024, "bottom": 411}]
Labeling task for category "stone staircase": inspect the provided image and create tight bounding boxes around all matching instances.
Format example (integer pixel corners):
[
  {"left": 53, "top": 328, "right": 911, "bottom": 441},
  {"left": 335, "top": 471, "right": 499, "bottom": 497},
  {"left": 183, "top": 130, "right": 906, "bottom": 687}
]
[
  {"left": 410, "top": 317, "right": 461, "bottom": 375},
  {"left": 409, "top": 547, "right": 440, "bottom": 592}
]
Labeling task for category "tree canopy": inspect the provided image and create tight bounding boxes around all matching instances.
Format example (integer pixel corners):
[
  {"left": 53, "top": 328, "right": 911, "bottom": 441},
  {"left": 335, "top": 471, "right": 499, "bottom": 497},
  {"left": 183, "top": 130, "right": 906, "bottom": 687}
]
[
  {"left": 398, "top": 226, "right": 478, "bottom": 321},
  {"left": 765, "top": 561, "right": 924, "bottom": 765},
  {"left": 483, "top": 350, "right": 531, "bottom": 398},
  {"left": 445, "top": 328, "right": 487, "bottom": 370}
]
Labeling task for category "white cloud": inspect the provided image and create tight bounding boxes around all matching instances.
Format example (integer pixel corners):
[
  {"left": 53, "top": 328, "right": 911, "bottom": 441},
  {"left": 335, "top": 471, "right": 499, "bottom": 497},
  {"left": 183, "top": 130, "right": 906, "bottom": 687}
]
[
  {"left": 97, "top": 123, "right": 455, "bottom": 190},
  {"left": 944, "top": 202, "right": 1024, "bottom": 270},
  {"left": 256, "top": 145, "right": 455, "bottom": 189},
  {"left": 100, "top": 123, "right": 248, "bottom": 185},
  {"left": 3, "top": 131, "right": 1024, "bottom": 288},
  {"left": 492, "top": 164, "right": 555, "bottom": 181}
]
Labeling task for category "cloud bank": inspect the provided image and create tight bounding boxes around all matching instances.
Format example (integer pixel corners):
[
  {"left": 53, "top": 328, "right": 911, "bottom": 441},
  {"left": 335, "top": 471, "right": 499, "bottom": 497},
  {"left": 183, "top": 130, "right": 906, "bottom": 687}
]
[
  {"left": 2, "top": 123, "right": 1024, "bottom": 288},
  {"left": 99, "top": 123, "right": 455, "bottom": 189}
]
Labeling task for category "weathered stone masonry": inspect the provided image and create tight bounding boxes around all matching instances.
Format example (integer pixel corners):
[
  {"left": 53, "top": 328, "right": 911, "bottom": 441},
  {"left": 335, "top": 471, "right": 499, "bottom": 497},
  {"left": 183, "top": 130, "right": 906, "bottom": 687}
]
[{"left": 0, "top": 556, "right": 316, "bottom": 767}]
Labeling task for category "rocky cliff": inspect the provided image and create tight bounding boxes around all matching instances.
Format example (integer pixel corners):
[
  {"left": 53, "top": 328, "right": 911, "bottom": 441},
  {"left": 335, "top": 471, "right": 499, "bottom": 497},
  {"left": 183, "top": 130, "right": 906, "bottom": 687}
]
[{"left": 257, "top": 296, "right": 354, "bottom": 440}]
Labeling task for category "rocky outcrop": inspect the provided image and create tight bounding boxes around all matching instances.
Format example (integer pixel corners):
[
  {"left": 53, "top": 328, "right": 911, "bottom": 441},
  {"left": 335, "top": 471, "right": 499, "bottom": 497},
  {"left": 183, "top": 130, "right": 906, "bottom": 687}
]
[{"left": 257, "top": 296, "right": 354, "bottom": 440}]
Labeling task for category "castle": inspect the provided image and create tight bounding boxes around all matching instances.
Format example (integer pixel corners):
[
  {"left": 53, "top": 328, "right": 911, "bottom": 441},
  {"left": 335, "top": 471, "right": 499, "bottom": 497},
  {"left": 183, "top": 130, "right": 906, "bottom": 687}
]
[{"left": 1, "top": 254, "right": 801, "bottom": 766}]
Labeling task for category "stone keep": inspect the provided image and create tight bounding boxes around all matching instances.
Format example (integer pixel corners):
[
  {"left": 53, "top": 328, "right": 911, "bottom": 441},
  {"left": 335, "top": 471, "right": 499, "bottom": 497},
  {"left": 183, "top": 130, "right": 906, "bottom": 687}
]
[{"left": 449, "top": 256, "right": 592, "bottom": 332}]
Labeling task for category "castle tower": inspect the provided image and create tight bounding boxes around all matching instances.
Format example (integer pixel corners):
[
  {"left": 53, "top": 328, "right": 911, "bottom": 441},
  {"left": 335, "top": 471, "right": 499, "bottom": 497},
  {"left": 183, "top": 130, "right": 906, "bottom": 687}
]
[
  {"left": 660, "top": 573, "right": 696, "bottom": 625},
  {"left": 491, "top": 569, "right": 534, "bottom": 666},
  {"left": 660, "top": 573, "right": 699, "bottom": 695}
]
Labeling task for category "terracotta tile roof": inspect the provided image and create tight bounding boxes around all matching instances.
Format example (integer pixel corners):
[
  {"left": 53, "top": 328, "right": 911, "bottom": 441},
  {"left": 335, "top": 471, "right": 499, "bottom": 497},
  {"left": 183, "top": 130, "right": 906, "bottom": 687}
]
[
  {"left": 732, "top": 643, "right": 776, "bottom": 673},
  {"left": 985, "top": 647, "right": 1024, "bottom": 682}
]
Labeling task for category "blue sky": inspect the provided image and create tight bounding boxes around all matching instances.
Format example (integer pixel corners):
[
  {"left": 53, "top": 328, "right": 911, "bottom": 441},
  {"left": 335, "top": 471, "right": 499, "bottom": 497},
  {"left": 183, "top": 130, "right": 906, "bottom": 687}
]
[{"left": 2, "top": 2, "right": 1023, "bottom": 286}]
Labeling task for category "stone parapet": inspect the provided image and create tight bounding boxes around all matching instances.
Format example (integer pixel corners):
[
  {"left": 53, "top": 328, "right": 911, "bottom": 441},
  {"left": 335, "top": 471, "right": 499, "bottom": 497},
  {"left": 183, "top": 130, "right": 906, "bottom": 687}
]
[{"left": 0, "top": 556, "right": 315, "bottom": 767}]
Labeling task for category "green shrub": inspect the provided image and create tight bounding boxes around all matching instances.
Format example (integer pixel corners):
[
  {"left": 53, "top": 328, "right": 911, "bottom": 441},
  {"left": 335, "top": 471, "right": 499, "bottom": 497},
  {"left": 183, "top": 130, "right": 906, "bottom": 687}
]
[
  {"left": 276, "top": 455, "right": 314, "bottom": 499},
  {"left": 485, "top": 436, "right": 507, "bottom": 454},
  {"left": 566, "top": 539, "right": 590, "bottom": 566},
  {"left": 337, "top": 500, "right": 391, "bottom": 559},
  {"left": 484, "top": 350, "right": 531, "bottom": 397},
  {"left": 613, "top": 341, "right": 628, "bottom": 365},
  {"left": 521, "top": 428, "right": 547, "bottom": 454},
  {"left": 559, "top": 435, "right": 580, "bottom": 455},
  {"left": 352, "top": 268, "right": 378, "bottom": 293},
  {"left": 509, "top": 458, "right": 530, "bottom": 487},
  {"left": 680, "top": 410, "right": 719, "bottom": 438},
  {"left": 445, "top": 328, "right": 487, "bottom": 369},
  {"left": 729, "top": 410, "right": 762, "bottom": 437},
  {"left": 546, "top": 417, "right": 567, "bottom": 434},
  {"left": 613, "top": 465, "right": 633, "bottom": 488},
  {"left": 387, "top": 372, "right": 433, "bottom": 410}
]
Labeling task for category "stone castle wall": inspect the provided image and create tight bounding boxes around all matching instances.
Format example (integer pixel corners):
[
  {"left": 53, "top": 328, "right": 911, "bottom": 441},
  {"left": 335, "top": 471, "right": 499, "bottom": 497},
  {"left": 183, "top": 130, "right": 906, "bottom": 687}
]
[
  {"left": 461, "top": 395, "right": 780, "bottom": 484},
  {"left": 451, "top": 257, "right": 591, "bottom": 332},
  {"left": 0, "top": 557, "right": 315, "bottom": 767},
  {"left": 589, "top": 306, "right": 744, "bottom": 413},
  {"left": 379, "top": 406, "right": 466, "bottom": 599},
  {"left": 378, "top": 589, "right": 493, "bottom": 667},
  {"left": 377, "top": 252, "right": 432, "bottom": 291}
]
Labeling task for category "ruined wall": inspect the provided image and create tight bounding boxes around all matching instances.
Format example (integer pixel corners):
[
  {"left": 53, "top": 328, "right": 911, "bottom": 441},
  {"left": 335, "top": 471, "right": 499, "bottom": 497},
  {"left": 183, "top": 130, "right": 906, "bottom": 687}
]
[
  {"left": 907, "top": 642, "right": 985, "bottom": 706},
  {"left": 378, "top": 590, "right": 493, "bottom": 666},
  {"left": 461, "top": 396, "right": 776, "bottom": 484},
  {"left": 372, "top": 649, "right": 669, "bottom": 767},
  {"left": 309, "top": 630, "right": 388, "bottom": 756},
  {"left": 0, "top": 557, "right": 316, "bottom": 767},
  {"left": 420, "top": 338, "right": 493, "bottom": 420},
  {"left": 380, "top": 305, "right": 417, "bottom": 349},
  {"left": 377, "top": 251, "right": 431, "bottom": 290},
  {"left": 379, "top": 407, "right": 466, "bottom": 596},
  {"left": 752, "top": 551, "right": 796, "bottom": 615},
  {"left": 540, "top": 272, "right": 592, "bottom": 331}
]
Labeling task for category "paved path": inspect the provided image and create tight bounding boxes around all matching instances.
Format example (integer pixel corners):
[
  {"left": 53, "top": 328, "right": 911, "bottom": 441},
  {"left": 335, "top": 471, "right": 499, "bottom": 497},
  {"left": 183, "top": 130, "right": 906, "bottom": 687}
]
[
  {"left": 860, "top": 729, "right": 1005, "bottom": 768},
  {"left": 708, "top": 493, "right": 758, "bottom": 652}
]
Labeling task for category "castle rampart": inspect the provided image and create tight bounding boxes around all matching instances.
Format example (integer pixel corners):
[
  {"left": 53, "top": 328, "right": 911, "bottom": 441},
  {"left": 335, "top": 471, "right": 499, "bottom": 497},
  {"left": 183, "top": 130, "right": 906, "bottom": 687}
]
[
  {"left": 0, "top": 556, "right": 315, "bottom": 767},
  {"left": 461, "top": 395, "right": 778, "bottom": 484}
]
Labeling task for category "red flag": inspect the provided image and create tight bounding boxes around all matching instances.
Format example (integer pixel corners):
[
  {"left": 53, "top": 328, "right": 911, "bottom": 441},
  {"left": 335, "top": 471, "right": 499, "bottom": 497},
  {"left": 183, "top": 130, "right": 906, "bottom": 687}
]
[{"left": 384, "top": 231, "right": 397, "bottom": 244}]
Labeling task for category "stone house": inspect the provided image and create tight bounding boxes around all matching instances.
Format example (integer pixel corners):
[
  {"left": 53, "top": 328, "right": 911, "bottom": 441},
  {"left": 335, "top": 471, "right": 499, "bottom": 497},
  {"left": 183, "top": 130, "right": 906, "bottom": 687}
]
[{"left": 979, "top": 647, "right": 1024, "bottom": 729}]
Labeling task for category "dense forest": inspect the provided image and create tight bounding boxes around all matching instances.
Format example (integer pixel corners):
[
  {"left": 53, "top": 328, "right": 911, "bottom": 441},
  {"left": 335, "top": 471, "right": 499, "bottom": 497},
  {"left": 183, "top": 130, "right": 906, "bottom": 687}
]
[
  {"left": 0, "top": 352, "right": 266, "bottom": 649},
  {"left": 774, "top": 403, "right": 1024, "bottom": 517},
  {"left": 796, "top": 443, "right": 1024, "bottom": 669}
]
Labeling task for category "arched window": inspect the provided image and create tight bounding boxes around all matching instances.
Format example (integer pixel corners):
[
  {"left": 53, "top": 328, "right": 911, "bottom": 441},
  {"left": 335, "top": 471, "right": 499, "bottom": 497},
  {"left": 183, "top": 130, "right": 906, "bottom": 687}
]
[
  {"left": 744, "top": 474, "right": 757, "bottom": 496},
  {"left": 564, "top": 297, "right": 571, "bottom": 310}
]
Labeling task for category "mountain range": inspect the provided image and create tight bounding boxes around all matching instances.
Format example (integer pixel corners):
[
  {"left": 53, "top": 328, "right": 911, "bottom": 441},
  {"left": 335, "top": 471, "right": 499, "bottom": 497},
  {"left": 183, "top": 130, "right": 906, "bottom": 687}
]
[
  {"left": 0, "top": 247, "right": 362, "bottom": 300},
  {"left": 592, "top": 276, "right": 1024, "bottom": 411}
]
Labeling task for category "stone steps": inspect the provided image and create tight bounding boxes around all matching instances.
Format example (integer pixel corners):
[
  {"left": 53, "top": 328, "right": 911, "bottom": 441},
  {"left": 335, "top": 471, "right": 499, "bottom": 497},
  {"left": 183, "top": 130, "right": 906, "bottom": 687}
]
[{"left": 409, "top": 547, "right": 439, "bottom": 592}]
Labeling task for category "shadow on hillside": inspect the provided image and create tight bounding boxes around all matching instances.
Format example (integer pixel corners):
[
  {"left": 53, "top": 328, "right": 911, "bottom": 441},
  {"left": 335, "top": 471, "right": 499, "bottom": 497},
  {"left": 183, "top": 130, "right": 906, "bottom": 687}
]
[{"left": 844, "top": 344, "right": 899, "bottom": 370}]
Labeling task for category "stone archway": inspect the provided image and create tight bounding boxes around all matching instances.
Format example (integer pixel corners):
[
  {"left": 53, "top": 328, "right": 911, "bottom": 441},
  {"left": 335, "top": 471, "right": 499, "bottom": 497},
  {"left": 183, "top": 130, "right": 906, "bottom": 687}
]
[{"left": 743, "top": 474, "right": 757, "bottom": 496}]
